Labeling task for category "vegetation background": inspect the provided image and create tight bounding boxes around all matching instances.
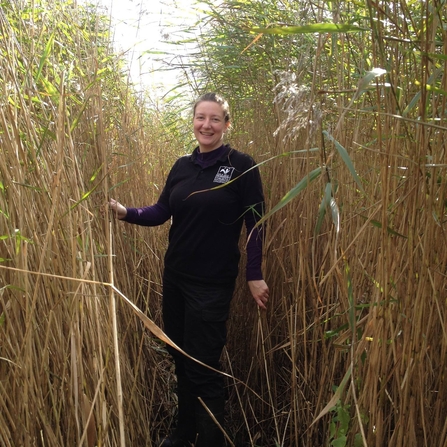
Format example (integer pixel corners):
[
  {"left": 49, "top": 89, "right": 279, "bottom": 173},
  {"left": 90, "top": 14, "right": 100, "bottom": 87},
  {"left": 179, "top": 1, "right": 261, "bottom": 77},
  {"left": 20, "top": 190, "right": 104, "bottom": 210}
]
[{"left": 1, "top": 0, "right": 446, "bottom": 446}]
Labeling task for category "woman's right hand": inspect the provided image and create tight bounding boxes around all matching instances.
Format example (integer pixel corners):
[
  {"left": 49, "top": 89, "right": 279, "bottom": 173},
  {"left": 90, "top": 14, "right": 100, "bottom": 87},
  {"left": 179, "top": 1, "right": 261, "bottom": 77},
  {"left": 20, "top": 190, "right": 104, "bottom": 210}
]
[{"left": 109, "top": 198, "right": 127, "bottom": 220}]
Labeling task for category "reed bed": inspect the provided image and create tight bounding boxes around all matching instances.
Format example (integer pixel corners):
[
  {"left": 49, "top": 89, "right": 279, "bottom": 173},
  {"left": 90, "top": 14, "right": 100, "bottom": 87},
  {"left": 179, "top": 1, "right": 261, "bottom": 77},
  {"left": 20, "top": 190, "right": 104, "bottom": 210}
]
[
  {"left": 0, "top": 1, "right": 175, "bottom": 445},
  {"left": 1, "top": 0, "right": 447, "bottom": 446},
  {"left": 186, "top": 1, "right": 447, "bottom": 446}
]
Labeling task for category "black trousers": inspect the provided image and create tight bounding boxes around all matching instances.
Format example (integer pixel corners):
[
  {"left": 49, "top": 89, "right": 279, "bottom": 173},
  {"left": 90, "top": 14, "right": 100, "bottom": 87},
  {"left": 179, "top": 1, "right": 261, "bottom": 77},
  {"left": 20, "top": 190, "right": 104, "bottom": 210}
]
[{"left": 162, "top": 270, "right": 235, "bottom": 400}]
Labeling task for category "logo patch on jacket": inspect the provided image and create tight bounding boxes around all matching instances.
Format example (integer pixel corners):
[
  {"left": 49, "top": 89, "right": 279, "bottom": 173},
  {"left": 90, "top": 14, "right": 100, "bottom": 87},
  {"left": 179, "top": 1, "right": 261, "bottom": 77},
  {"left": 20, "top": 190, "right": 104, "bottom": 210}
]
[{"left": 214, "top": 166, "right": 235, "bottom": 184}]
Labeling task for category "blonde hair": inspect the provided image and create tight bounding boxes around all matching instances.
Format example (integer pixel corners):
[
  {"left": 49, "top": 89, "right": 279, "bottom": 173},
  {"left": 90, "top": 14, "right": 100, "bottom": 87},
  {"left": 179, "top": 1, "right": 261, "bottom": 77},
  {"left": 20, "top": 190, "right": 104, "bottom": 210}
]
[{"left": 193, "top": 92, "right": 231, "bottom": 123}]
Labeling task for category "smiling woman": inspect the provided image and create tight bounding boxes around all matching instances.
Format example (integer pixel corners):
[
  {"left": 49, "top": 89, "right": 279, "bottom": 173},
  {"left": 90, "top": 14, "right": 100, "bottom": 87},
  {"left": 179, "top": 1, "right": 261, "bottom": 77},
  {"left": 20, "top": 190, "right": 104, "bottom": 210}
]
[
  {"left": 193, "top": 99, "right": 231, "bottom": 153},
  {"left": 109, "top": 91, "right": 268, "bottom": 446}
]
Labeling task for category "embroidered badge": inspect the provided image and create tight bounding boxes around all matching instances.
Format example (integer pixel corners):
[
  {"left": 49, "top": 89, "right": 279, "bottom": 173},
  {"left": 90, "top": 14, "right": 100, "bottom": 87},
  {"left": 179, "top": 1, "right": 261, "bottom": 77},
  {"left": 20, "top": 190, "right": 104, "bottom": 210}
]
[{"left": 214, "top": 166, "right": 235, "bottom": 184}]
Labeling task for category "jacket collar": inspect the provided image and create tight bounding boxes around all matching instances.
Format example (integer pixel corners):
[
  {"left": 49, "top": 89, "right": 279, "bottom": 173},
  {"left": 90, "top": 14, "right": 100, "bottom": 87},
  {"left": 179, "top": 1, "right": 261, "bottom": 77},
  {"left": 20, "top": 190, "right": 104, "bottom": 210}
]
[{"left": 190, "top": 144, "right": 232, "bottom": 165}]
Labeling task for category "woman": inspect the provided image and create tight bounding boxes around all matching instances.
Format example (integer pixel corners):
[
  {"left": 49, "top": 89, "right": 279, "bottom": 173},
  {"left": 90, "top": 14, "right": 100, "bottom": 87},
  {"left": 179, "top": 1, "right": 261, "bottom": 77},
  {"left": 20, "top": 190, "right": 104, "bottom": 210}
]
[{"left": 110, "top": 92, "right": 269, "bottom": 446}]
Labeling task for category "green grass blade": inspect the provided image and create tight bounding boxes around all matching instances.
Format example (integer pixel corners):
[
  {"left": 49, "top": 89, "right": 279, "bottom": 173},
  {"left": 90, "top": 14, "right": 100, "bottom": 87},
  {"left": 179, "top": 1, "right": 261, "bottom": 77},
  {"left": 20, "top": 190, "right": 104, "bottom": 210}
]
[
  {"left": 188, "top": 148, "right": 320, "bottom": 197},
  {"left": 311, "top": 365, "right": 352, "bottom": 426},
  {"left": 35, "top": 32, "right": 55, "bottom": 82},
  {"left": 90, "top": 164, "right": 104, "bottom": 182},
  {"left": 258, "top": 167, "right": 322, "bottom": 226},
  {"left": 323, "top": 131, "right": 365, "bottom": 194},
  {"left": 403, "top": 67, "right": 443, "bottom": 116},
  {"left": 345, "top": 261, "right": 355, "bottom": 331},
  {"left": 108, "top": 178, "right": 131, "bottom": 192},
  {"left": 70, "top": 96, "right": 92, "bottom": 132},
  {"left": 359, "top": 215, "right": 407, "bottom": 238},
  {"left": 251, "top": 24, "right": 367, "bottom": 35}
]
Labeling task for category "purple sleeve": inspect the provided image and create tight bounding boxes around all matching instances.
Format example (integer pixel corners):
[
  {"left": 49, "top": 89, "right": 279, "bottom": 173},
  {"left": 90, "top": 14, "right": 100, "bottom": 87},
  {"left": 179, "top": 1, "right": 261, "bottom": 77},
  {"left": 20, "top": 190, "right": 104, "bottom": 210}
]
[
  {"left": 123, "top": 159, "right": 178, "bottom": 226},
  {"left": 240, "top": 156, "right": 265, "bottom": 282},
  {"left": 245, "top": 210, "right": 264, "bottom": 281},
  {"left": 123, "top": 201, "right": 171, "bottom": 226}
]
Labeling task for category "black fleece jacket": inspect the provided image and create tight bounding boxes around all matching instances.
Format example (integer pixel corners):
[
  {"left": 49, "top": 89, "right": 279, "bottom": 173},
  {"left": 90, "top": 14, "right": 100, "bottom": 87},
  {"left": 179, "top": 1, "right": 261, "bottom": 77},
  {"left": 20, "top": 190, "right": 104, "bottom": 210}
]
[{"left": 124, "top": 144, "right": 265, "bottom": 284}]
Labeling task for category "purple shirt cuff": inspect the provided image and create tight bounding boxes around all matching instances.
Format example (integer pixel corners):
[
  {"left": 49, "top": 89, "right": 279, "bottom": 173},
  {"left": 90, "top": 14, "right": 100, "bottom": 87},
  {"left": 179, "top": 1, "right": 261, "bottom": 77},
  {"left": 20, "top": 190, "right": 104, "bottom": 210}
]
[{"left": 123, "top": 202, "right": 171, "bottom": 226}]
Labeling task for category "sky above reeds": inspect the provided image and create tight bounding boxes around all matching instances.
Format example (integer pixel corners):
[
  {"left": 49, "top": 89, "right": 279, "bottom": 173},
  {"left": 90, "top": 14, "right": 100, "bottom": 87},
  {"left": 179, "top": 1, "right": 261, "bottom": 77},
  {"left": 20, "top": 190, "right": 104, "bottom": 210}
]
[{"left": 81, "top": 0, "right": 202, "bottom": 92}]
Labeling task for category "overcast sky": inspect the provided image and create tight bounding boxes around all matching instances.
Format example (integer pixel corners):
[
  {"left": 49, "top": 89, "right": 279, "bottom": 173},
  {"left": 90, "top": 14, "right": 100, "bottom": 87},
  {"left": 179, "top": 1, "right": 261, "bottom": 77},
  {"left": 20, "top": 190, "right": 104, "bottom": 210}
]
[{"left": 81, "top": 0, "right": 203, "bottom": 92}]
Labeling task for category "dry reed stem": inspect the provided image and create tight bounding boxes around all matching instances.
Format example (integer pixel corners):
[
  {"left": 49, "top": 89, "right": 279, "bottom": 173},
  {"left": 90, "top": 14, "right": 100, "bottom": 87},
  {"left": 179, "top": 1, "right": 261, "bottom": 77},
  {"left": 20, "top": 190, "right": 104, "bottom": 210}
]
[
  {"left": 197, "top": 396, "right": 235, "bottom": 447},
  {"left": 1, "top": 0, "right": 447, "bottom": 446}
]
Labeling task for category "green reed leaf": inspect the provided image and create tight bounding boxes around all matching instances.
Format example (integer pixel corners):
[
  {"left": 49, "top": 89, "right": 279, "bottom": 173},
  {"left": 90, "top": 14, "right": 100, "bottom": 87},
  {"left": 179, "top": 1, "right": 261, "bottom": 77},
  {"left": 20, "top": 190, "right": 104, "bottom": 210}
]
[
  {"left": 35, "top": 32, "right": 55, "bottom": 82},
  {"left": 323, "top": 131, "right": 365, "bottom": 194},
  {"left": 251, "top": 23, "right": 367, "bottom": 35}
]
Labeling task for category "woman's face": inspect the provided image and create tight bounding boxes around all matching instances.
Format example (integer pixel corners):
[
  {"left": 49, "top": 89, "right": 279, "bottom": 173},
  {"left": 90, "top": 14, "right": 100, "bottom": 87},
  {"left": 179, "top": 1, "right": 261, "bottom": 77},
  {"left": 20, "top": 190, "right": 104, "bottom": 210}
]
[{"left": 193, "top": 101, "right": 230, "bottom": 152}]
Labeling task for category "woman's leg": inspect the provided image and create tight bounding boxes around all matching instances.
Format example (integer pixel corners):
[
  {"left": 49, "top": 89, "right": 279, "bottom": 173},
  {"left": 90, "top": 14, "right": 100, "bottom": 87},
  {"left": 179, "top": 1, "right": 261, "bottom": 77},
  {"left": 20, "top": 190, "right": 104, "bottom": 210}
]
[
  {"left": 180, "top": 278, "right": 235, "bottom": 447},
  {"left": 160, "top": 273, "right": 196, "bottom": 446},
  {"left": 162, "top": 272, "right": 234, "bottom": 446}
]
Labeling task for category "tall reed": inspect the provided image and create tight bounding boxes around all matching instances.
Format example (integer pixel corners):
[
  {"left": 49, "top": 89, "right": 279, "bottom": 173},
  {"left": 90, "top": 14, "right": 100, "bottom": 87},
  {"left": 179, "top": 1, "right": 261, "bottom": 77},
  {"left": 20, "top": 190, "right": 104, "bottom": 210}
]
[
  {"left": 0, "top": 1, "right": 175, "bottom": 445},
  {"left": 177, "top": 0, "right": 447, "bottom": 446},
  {"left": 1, "top": 0, "right": 447, "bottom": 446}
]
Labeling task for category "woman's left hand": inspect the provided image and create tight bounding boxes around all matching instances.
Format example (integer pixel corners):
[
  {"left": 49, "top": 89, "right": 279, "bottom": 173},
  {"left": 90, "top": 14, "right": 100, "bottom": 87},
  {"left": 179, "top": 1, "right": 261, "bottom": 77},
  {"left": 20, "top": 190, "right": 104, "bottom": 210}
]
[{"left": 248, "top": 280, "right": 269, "bottom": 310}]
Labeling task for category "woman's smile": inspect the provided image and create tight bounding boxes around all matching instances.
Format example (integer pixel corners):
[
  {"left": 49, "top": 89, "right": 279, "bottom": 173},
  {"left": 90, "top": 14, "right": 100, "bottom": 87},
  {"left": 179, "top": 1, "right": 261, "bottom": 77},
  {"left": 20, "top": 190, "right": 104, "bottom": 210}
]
[{"left": 193, "top": 101, "right": 230, "bottom": 152}]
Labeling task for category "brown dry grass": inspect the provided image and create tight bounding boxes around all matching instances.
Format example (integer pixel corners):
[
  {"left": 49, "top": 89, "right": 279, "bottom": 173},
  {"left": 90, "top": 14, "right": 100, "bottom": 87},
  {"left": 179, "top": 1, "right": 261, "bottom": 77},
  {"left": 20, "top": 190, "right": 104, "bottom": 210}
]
[
  {"left": 1, "top": 1, "right": 447, "bottom": 447},
  {"left": 0, "top": 2, "right": 174, "bottom": 445}
]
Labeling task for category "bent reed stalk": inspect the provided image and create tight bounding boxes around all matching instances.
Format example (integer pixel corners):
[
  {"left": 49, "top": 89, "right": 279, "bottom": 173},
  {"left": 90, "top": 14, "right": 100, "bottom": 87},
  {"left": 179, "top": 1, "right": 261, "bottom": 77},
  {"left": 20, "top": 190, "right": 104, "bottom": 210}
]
[{"left": 1, "top": 1, "right": 447, "bottom": 446}]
